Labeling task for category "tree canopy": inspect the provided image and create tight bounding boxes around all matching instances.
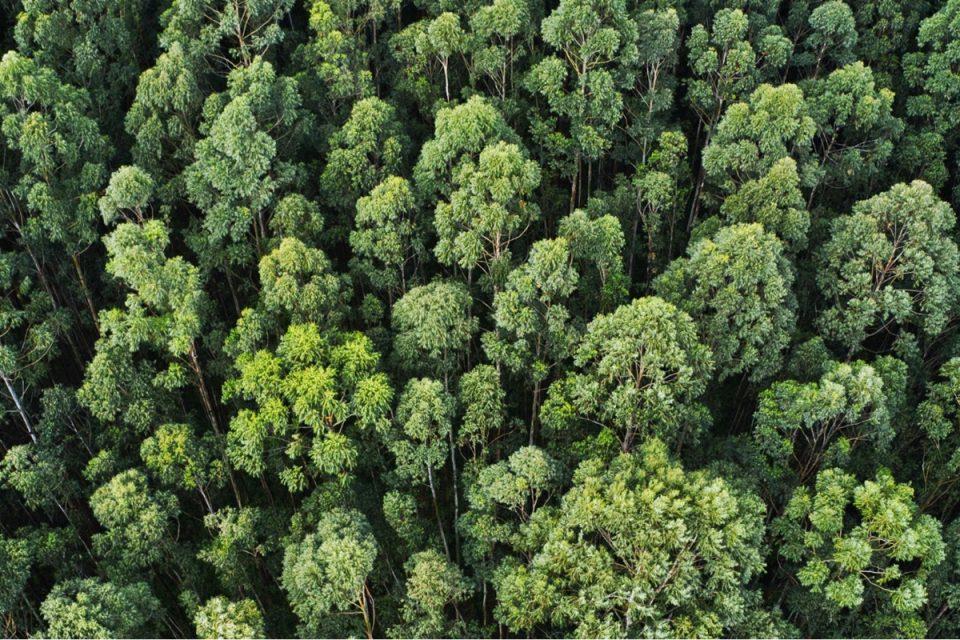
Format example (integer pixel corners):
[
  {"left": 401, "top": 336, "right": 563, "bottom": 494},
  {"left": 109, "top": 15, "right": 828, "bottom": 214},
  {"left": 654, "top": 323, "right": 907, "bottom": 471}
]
[{"left": 3, "top": 0, "right": 960, "bottom": 637}]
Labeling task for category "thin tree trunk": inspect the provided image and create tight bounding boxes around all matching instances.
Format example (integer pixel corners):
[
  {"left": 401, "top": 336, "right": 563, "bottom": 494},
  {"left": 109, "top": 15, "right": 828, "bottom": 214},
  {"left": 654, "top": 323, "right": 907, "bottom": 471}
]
[
  {"left": 71, "top": 253, "right": 99, "bottom": 333},
  {"left": 427, "top": 464, "right": 451, "bottom": 558},
  {"left": 189, "top": 344, "right": 244, "bottom": 508},
  {"left": 2, "top": 373, "right": 36, "bottom": 444}
]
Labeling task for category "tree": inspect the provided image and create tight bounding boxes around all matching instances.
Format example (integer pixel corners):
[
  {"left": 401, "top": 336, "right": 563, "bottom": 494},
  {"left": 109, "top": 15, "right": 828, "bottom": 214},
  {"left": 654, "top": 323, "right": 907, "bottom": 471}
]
[
  {"left": 524, "top": 0, "right": 638, "bottom": 208},
  {"left": 468, "top": 0, "right": 535, "bottom": 102},
  {"left": 223, "top": 323, "right": 392, "bottom": 493},
  {"left": 124, "top": 43, "right": 204, "bottom": 185},
  {"left": 388, "top": 550, "right": 471, "bottom": 638},
  {"left": 387, "top": 377, "right": 456, "bottom": 556},
  {"left": 281, "top": 508, "right": 378, "bottom": 638},
  {"left": 493, "top": 439, "right": 771, "bottom": 638},
  {"left": 906, "top": 0, "right": 960, "bottom": 136},
  {"left": 413, "top": 95, "right": 519, "bottom": 203},
  {"left": 816, "top": 181, "right": 960, "bottom": 353},
  {"left": 40, "top": 579, "right": 160, "bottom": 638},
  {"left": 557, "top": 208, "right": 628, "bottom": 312},
  {"left": 0, "top": 535, "right": 31, "bottom": 617},
  {"left": 459, "top": 446, "right": 564, "bottom": 592},
  {"left": 391, "top": 280, "right": 477, "bottom": 379},
  {"left": 753, "top": 358, "right": 904, "bottom": 491},
  {"left": 541, "top": 296, "right": 713, "bottom": 452},
  {"left": 13, "top": 0, "right": 145, "bottom": 137},
  {"left": 686, "top": 9, "right": 791, "bottom": 147},
  {"left": 292, "top": 0, "right": 386, "bottom": 118},
  {"left": 258, "top": 237, "right": 346, "bottom": 326},
  {"left": 98, "top": 165, "right": 156, "bottom": 225},
  {"left": 80, "top": 219, "right": 227, "bottom": 460},
  {"left": 194, "top": 597, "right": 265, "bottom": 639},
  {"left": 89, "top": 469, "right": 179, "bottom": 579},
  {"left": 435, "top": 141, "right": 540, "bottom": 290},
  {"left": 916, "top": 358, "right": 960, "bottom": 513},
  {"left": 0, "top": 51, "right": 111, "bottom": 327},
  {"left": 630, "top": 130, "right": 691, "bottom": 280},
  {"left": 140, "top": 422, "right": 224, "bottom": 514},
  {"left": 350, "top": 176, "right": 426, "bottom": 301},
  {"left": 456, "top": 364, "right": 506, "bottom": 462},
  {"left": 774, "top": 467, "right": 946, "bottom": 637},
  {"left": 319, "top": 97, "right": 410, "bottom": 226},
  {"left": 417, "top": 13, "right": 466, "bottom": 102},
  {"left": 805, "top": 62, "right": 902, "bottom": 205},
  {"left": 483, "top": 237, "right": 579, "bottom": 435},
  {"left": 198, "top": 506, "right": 279, "bottom": 593},
  {"left": 185, "top": 58, "right": 309, "bottom": 268},
  {"left": 798, "top": 0, "right": 859, "bottom": 78},
  {"left": 700, "top": 83, "right": 815, "bottom": 245},
  {"left": 654, "top": 223, "right": 796, "bottom": 382}
]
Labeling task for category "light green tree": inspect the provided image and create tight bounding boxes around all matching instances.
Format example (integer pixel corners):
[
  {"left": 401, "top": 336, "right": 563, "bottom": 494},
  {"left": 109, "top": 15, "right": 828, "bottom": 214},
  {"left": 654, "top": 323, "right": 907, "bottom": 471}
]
[
  {"left": 775, "top": 467, "right": 946, "bottom": 637},
  {"left": 40, "top": 579, "right": 160, "bottom": 639},
  {"left": 281, "top": 508, "right": 379, "bottom": 637},
  {"left": 88, "top": 468, "right": 179, "bottom": 580},
  {"left": 493, "top": 439, "right": 771, "bottom": 638},
  {"left": 655, "top": 223, "right": 795, "bottom": 382},
  {"left": 224, "top": 323, "right": 392, "bottom": 493},
  {"left": 194, "top": 597, "right": 265, "bottom": 639},
  {"left": 816, "top": 181, "right": 960, "bottom": 353},
  {"left": 541, "top": 296, "right": 713, "bottom": 452}
]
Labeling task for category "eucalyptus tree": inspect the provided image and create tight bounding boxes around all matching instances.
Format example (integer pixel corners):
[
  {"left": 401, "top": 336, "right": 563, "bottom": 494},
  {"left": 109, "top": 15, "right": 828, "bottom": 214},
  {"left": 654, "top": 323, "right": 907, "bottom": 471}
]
[
  {"left": 540, "top": 296, "right": 713, "bottom": 453},
  {"left": 816, "top": 181, "right": 960, "bottom": 354},
  {"left": 194, "top": 597, "right": 266, "bottom": 639},
  {"left": 281, "top": 508, "right": 379, "bottom": 638},
  {"left": 223, "top": 323, "right": 392, "bottom": 493},
  {"left": 39, "top": 578, "right": 161, "bottom": 638},
  {"left": 700, "top": 83, "right": 815, "bottom": 246},
  {"left": 434, "top": 141, "right": 541, "bottom": 290},
  {"left": 775, "top": 467, "right": 946, "bottom": 637},
  {"left": 493, "top": 439, "right": 774, "bottom": 638},
  {"left": 0, "top": 52, "right": 111, "bottom": 331},
  {"left": 350, "top": 176, "right": 426, "bottom": 302},
  {"left": 655, "top": 223, "right": 795, "bottom": 382}
]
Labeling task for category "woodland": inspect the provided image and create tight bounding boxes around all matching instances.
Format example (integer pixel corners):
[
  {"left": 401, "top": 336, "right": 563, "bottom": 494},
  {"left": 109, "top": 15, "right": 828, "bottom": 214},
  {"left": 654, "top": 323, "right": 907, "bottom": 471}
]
[{"left": 3, "top": 0, "right": 960, "bottom": 636}]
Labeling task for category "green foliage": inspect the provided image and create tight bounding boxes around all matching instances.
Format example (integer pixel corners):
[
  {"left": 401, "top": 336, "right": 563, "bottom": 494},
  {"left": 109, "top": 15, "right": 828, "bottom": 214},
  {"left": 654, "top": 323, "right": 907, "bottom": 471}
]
[
  {"left": 387, "top": 377, "right": 454, "bottom": 483},
  {"left": 542, "top": 296, "right": 713, "bottom": 452},
  {"left": 40, "top": 578, "right": 160, "bottom": 638},
  {"left": 89, "top": 469, "right": 179, "bottom": 579},
  {"left": 483, "top": 237, "right": 580, "bottom": 419},
  {"left": 753, "top": 358, "right": 903, "bottom": 490},
  {"left": 0, "top": 51, "right": 110, "bottom": 253},
  {"left": 389, "top": 549, "right": 471, "bottom": 638},
  {"left": 702, "top": 83, "right": 815, "bottom": 247},
  {"left": 320, "top": 97, "right": 410, "bottom": 216},
  {"left": 816, "top": 180, "right": 960, "bottom": 352},
  {"left": 281, "top": 508, "right": 378, "bottom": 637},
  {"left": 775, "top": 467, "right": 946, "bottom": 636},
  {"left": 434, "top": 140, "right": 540, "bottom": 285},
  {"left": 224, "top": 323, "right": 392, "bottom": 491},
  {"left": 194, "top": 597, "right": 266, "bottom": 639},
  {"left": 392, "top": 280, "right": 477, "bottom": 376},
  {"left": 916, "top": 358, "right": 960, "bottom": 514},
  {"left": 493, "top": 439, "right": 768, "bottom": 638},
  {"left": 5, "top": 0, "right": 960, "bottom": 636},
  {"left": 805, "top": 61, "right": 902, "bottom": 198},
  {"left": 0, "top": 535, "right": 31, "bottom": 615},
  {"left": 350, "top": 176, "right": 425, "bottom": 298},
  {"left": 655, "top": 223, "right": 795, "bottom": 381}
]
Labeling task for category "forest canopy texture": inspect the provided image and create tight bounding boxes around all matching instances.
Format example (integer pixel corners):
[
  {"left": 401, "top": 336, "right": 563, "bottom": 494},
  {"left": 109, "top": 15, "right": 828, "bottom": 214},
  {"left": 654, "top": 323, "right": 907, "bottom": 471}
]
[{"left": 5, "top": 0, "right": 960, "bottom": 636}]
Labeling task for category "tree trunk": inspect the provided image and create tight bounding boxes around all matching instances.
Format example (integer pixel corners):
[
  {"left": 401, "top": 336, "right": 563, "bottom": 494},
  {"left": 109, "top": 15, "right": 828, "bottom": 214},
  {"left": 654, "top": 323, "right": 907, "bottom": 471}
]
[{"left": 2, "top": 372, "right": 37, "bottom": 444}]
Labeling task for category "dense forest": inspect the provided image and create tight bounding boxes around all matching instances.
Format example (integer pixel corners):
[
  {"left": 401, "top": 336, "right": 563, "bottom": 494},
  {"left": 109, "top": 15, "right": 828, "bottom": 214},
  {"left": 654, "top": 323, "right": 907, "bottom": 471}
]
[{"left": 4, "top": 0, "right": 960, "bottom": 635}]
